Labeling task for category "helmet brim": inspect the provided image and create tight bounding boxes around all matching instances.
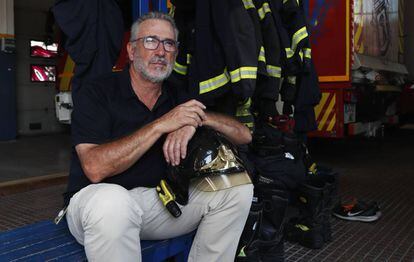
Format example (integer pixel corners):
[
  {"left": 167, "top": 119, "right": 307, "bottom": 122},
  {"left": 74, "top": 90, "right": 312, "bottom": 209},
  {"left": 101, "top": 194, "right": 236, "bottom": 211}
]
[{"left": 191, "top": 171, "right": 252, "bottom": 192}]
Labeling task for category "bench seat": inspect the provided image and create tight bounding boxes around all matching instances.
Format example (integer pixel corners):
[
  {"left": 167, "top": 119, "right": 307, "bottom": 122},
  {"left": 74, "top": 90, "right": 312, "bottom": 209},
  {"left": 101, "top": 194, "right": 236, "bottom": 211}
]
[{"left": 0, "top": 220, "right": 195, "bottom": 261}]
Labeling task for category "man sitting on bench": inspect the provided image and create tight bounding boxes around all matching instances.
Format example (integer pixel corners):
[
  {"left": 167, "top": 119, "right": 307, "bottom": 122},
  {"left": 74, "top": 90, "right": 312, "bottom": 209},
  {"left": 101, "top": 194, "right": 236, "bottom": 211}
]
[{"left": 64, "top": 11, "right": 253, "bottom": 262}]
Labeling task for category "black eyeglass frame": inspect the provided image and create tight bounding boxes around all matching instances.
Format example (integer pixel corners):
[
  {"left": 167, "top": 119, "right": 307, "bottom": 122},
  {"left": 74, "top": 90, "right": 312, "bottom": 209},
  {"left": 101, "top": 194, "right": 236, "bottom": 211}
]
[{"left": 130, "top": 35, "right": 179, "bottom": 52}]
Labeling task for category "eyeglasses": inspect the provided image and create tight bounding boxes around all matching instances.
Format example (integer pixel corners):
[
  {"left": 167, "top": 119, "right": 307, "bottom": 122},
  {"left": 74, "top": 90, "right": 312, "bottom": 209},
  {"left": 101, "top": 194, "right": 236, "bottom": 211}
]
[{"left": 131, "top": 36, "right": 178, "bottom": 52}]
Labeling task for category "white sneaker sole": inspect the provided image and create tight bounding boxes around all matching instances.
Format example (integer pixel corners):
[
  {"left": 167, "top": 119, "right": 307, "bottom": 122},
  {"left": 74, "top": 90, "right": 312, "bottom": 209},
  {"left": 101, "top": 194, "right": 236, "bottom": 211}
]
[{"left": 333, "top": 211, "right": 382, "bottom": 222}]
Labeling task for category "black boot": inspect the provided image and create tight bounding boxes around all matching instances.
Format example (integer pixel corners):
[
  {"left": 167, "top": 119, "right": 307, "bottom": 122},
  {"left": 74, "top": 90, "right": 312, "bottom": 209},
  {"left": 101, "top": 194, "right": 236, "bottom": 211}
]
[
  {"left": 285, "top": 179, "right": 326, "bottom": 249},
  {"left": 259, "top": 218, "right": 285, "bottom": 262},
  {"left": 309, "top": 168, "right": 338, "bottom": 242},
  {"left": 284, "top": 217, "right": 324, "bottom": 249},
  {"left": 257, "top": 187, "right": 289, "bottom": 262},
  {"left": 236, "top": 200, "right": 263, "bottom": 262}
]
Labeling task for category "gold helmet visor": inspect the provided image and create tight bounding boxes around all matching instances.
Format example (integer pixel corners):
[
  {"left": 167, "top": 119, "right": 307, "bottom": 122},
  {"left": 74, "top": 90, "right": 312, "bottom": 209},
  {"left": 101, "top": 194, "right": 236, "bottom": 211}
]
[{"left": 190, "top": 144, "right": 252, "bottom": 192}]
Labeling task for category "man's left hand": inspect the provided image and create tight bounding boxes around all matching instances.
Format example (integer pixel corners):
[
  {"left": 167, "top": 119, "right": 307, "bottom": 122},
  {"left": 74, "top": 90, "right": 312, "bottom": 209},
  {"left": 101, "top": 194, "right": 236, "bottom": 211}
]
[{"left": 163, "top": 125, "right": 196, "bottom": 166}]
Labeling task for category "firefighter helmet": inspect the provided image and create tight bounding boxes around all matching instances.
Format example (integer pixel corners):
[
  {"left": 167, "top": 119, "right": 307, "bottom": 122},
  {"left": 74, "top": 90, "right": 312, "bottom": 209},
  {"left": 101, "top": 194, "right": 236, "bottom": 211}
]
[{"left": 167, "top": 127, "right": 252, "bottom": 204}]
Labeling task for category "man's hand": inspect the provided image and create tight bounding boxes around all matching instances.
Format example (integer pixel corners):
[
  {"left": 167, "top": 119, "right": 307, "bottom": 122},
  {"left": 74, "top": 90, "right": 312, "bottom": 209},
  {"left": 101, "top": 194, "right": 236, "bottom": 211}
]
[
  {"left": 156, "top": 99, "right": 206, "bottom": 134},
  {"left": 163, "top": 125, "right": 196, "bottom": 166}
]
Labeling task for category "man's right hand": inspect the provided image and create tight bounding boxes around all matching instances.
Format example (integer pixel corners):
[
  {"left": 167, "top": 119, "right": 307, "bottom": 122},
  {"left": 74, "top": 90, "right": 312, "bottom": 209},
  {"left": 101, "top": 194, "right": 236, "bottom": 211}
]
[
  {"left": 163, "top": 125, "right": 196, "bottom": 166},
  {"left": 156, "top": 99, "right": 207, "bottom": 134}
]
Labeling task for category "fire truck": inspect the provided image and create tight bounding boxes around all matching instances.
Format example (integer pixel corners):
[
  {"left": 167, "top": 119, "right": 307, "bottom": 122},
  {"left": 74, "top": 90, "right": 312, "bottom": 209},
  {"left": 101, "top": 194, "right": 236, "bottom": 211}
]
[
  {"left": 307, "top": 0, "right": 407, "bottom": 138},
  {"left": 55, "top": 0, "right": 408, "bottom": 138}
]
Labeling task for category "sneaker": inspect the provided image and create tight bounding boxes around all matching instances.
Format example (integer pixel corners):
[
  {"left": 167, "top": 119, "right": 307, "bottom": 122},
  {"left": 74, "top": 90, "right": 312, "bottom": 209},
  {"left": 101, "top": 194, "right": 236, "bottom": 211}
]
[{"left": 333, "top": 199, "right": 381, "bottom": 222}]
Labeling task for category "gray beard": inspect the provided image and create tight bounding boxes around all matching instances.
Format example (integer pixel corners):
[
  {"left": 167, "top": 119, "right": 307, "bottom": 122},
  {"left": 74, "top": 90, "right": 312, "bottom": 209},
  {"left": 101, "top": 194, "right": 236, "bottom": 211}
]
[{"left": 133, "top": 57, "right": 173, "bottom": 83}]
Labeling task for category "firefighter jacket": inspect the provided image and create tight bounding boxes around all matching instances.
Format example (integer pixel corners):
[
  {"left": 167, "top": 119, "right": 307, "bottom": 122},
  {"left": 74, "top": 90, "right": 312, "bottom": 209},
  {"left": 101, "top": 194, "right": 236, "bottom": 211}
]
[
  {"left": 254, "top": 0, "right": 282, "bottom": 101},
  {"left": 242, "top": 0, "right": 273, "bottom": 127},
  {"left": 281, "top": 0, "right": 312, "bottom": 74},
  {"left": 171, "top": 0, "right": 258, "bottom": 110},
  {"left": 170, "top": 0, "right": 319, "bottom": 131},
  {"left": 52, "top": 0, "right": 124, "bottom": 102},
  {"left": 268, "top": 0, "right": 300, "bottom": 76},
  {"left": 168, "top": 0, "right": 195, "bottom": 97},
  {"left": 294, "top": 59, "right": 320, "bottom": 132},
  {"left": 242, "top": 0, "right": 267, "bottom": 78},
  {"left": 268, "top": 0, "right": 320, "bottom": 131},
  {"left": 245, "top": 0, "right": 284, "bottom": 121},
  {"left": 195, "top": 0, "right": 258, "bottom": 103}
]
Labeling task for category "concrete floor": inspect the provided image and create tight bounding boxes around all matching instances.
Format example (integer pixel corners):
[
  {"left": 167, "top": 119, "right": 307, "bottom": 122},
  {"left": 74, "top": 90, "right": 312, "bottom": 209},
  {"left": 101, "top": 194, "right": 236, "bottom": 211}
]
[
  {"left": 0, "top": 126, "right": 414, "bottom": 261},
  {"left": 0, "top": 133, "right": 71, "bottom": 183}
]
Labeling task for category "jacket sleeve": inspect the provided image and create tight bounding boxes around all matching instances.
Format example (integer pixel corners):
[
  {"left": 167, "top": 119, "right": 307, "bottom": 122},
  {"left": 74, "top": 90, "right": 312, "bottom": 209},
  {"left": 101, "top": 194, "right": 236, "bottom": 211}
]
[{"left": 52, "top": 0, "right": 124, "bottom": 95}]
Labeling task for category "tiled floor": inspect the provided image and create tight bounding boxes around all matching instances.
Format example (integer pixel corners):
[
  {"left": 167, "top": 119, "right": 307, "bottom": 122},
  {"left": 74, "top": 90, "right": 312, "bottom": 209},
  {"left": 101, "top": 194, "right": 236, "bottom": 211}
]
[
  {"left": 284, "top": 128, "right": 414, "bottom": 261},
  {"left": 0, "top": 128, "right": 413, "bottom": 261},
  {"left": 0, "top": 185, "right": 65, "bottom": 232}
]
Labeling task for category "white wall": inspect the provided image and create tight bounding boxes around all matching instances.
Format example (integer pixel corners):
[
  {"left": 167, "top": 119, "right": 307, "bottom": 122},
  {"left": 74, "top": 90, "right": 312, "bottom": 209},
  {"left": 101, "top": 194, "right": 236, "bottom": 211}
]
[
  {"left": 405, "top": 0, "right": 414, "bottom": 80},
  {"left": 14, "top": 1, "right": 64, "bottom": 135}
]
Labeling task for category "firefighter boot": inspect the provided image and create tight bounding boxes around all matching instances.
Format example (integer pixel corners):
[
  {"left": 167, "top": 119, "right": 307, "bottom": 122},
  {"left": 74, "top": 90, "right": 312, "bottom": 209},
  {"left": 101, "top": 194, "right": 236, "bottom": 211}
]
[
  {"left": 285, "top": 179, "right": 326, "bottom": 249},
  {"left": 260, "top": 191, "right": 289, "bottom": 262},
  {"left": 236, "top": 200, "right": 263, "bottom": 262},
  {"left": 284, "top": 217, "right": 324, "bottom": 249},
  {"left": 309, "top": 168, "right": 338, "bottom": 242}
]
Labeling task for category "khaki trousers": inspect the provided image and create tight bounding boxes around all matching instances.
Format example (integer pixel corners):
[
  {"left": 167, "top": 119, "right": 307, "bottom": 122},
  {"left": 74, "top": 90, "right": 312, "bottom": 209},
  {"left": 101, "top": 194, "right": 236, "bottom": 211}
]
[{"left": 66, "top": 183, "right": 253, "bottom": 262}]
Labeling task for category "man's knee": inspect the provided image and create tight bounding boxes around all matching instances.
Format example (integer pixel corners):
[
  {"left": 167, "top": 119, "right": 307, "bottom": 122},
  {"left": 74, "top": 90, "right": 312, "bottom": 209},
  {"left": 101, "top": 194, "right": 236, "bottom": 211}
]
[{"left": 76, "top": 184, "right": 142, "bottom": 240}]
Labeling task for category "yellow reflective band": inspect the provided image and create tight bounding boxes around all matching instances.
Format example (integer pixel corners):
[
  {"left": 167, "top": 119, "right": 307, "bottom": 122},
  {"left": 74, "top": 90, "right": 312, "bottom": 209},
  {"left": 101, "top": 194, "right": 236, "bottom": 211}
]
[
  {"left": 303, "top": 48, "right": 311, "bottom": 58},
  {"left": 173, "top": 62, "right": 187, "bottom": 75},
  {"left": 258, "top": 46, "right": 266, "bottom": 63},
  {"left": 257, "top": 2, "right": 271, "bottom": 20},
  {"left": 295, "top": 224, "right": 310, "bottom": 231},
  {"left": 186, "top": 53, "right": 192, "bottom": 64},
  {"left": 266, "top": 65, "right": 281, "bottom": 78},
  {"left": 236, "top": 115, "right": 255, "bottom": 130},
  {"left": 236, "top": 98, "right": 252, "bottom": 117},
  {"left": 285, "top": 48, "right": 294, "bottom": 58},
  {"left": 291, "top": 27, "right": 308, "bottom": 52},
  {"left": 245, "top": 122, "right": 254, "bottom": 128},
  {"left": 199, "top": 69, "right": 230, "bottom": 94},
  {"left": 236, "top": 109, "right": 252, "bottom": 117},
  {"left": 309, "top": 163, "right": 317, "bottom": 175},
  {"left": 299, "top": 48, "right": 311, "bottom": 61},
  {"left": 238, "top": 246, "right": 247, "bottom": 257},
  {"left": 242, "top": 0, "right": 255, "bottom": 9},
  {"left": 229, "top": 67, "right": 257, "bottom": 83},
  {"left": 287, "top": 76, "right": 296, "bottom": 84},
  {"left": 200, "top": 67, "right": 257, "bottom": 94},
  {"left": 299, "top": 196, "right": 307, "bottom": 203},
  {"left": 283, "top": 0, "right": 300, "bottom": 5}
]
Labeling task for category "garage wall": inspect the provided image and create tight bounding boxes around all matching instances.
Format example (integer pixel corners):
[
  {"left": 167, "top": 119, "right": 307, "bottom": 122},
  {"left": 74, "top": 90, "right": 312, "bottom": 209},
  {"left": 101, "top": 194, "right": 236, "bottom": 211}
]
[
  {"left": 14, "top": 2, "right": 64, "bottom": 135},
  {"left": 0, "top": 0, "right": 14, "bottom": 35},
  {"left": 405, "top": 0, "right": 414, "bottom": 80},
  {"left": 0, "top": 0, "right": 16, "bottom": 140}
]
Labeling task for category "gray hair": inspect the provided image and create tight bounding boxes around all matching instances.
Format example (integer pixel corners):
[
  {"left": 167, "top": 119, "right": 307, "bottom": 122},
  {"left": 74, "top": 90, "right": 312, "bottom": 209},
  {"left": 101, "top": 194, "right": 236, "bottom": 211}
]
[{"left": 130, "top": 12, "right": 179, "bottom": 43}]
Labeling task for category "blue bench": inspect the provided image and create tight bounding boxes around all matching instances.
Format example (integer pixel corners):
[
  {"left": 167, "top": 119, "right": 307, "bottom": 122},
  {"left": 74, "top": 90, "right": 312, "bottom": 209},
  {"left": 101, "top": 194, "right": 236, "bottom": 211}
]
[{"left": 0, "top": 220, "right": 195, "bottom": 261}]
